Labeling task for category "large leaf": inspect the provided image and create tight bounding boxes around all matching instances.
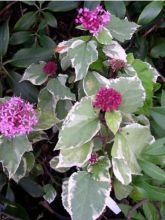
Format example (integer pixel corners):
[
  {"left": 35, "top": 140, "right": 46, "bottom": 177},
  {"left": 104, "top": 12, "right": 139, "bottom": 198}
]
[
  {"left": 7, "top": 72, "right": 39, "bottom": 103},
  {"left": 46, "top": 75, "right": 75, "bottom": 101},
  {"left": 107, "top": 14, "right": 139, "bottom": 42},
  {"left": 105, "top": 1, "right": 126, "bottom": 18},
  {"left": 112, "top": 123, "right": 153, "bottom": 185},
  {"left": 56, "top": 96, "right": 100, "bottom": 150},
  {"left": 47, "top": 1, "right": 79, "bottom": 12},
  {"left": 103, "top": 40, "right": 127, "bottom": 62},
  {"left": 20, "top": 62, "right": 48, "bottom": 85},
  {"left": 11, "top": 48, "right": 53, "bottom": 68},
  {"left": 57, "top": 142, "right": 93, "bottom": 168},
  {"left": 14, "top": 11, "right": 37, "bottom": 31},
  {"left": 138, "top": 1, "right": 164, "bottom": 25},
  {"left": 67, "top": 171, "right": 110, "bottom": 220},
  {"left": 35, "top": 88, "right": 58, "bottom": 130},
  {"left": 68, "top": 40, "right": 98, "bottom": 81},
  {"left": 0, "top": 135, "right": 32, "bottom": 178},
  {"left": 131, "top": 59, "right": 154, "bottom": 115},
  {"left": 0, "top": 19, "right": 9, "bottom": 57},
  {"left": 138, "top": 158, "right": 165, "bottom": 181}
]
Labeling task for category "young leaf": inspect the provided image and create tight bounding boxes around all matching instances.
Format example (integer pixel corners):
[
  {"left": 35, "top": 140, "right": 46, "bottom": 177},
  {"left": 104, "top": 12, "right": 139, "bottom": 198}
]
[
  {"left": 138, "top": 1, "right": 164, "bottom": 25},
  {"left": 105, "top": 1, "right": 126, "bottom": 18},
  {"left": 10, "top": 31, "right": 32, "bottom": 45},
  {"left": 0, "top": 19, "right": 9, "bottom": 57},
  {"left": 68, "top": 40, "right": 98, "bottom": 81},
  {"left": 56, "top": 96, "right": 100, "bottom": 150},
  {"left": 96, "top": 27, "right": 112, "bottom": 45},
  {"left": 143, "top": 137, "right": 165, "bottom": 156},
  {"left": 20, "top": 62, "right": 48, "bottom": 85},
  {"left": 68, "top": 171, "right": 110, "bottom": 220},
  {"left": 43, "top": 12, "right": 57, "bottom": 28},
  {"left": 114, "top": 179, "right": 133, "bottom": 200},
  {"left": 107, "top": 14, "right": 139, "bottom": 42},
  {"left": 43, "top": 184, "right": 57, "bottom": 204},
  {"left": 105, "top": 110, "right": 122, "bottom": 135},
  {"left": 0, "top": 135, "right": 32, "bottom": 179}
]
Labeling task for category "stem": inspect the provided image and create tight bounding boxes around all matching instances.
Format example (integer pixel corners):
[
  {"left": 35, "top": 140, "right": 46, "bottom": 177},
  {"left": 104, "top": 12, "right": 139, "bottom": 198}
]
[{"left": 127, "top": 199, "right": 148, "bottom": 220}]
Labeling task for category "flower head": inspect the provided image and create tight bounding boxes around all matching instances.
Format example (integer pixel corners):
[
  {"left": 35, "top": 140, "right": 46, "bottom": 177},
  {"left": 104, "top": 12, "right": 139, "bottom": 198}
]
[
  {"left": 109, "top": 58, "right": 126, "bottom": 73},
  {"left": 93, "top": 87, "right": 122, "bottom": 112},
  {"left": 75, "top": 5, "right": 110, "bottom": 36},
  {"left": 0, "top": 97, "right": 38, "bottom": 137},
  {"left": 43, "top": 61, "right": 57, "bottom": 75},
  {"left": 89, "top": 153, "right": 98, "bottom": 165}
]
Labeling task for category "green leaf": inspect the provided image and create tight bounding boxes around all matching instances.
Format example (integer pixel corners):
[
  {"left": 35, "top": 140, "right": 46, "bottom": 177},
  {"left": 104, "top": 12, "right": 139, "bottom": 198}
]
[
  {"left": 19, "top": 177, "right": 44, "bottom": 198},
  {"left": 151, "top": 42, "right": 165, "bottom": 58},
  {"left": 107, "top": 14, "right": 139, "bottom": 42},
  {"left": 119, "top": 204, "right": 146, "bottom": 220},
  {"left": 20, "top": 62, "right": 48, "bottom": 85},
  {"left": 10, "top": 31, "right": 32, "bottom": 45},
  {"left": 105, "top": 111, "right": 122, "bottom": 135},
  {"left": 161, "top": 90, "right": 165, "bottom": 106},
  {"left": 0, "top": 135, "right": 32, "bottom": 178},
  {"left": 57, "top": 142, "right": 93, "bottom": 168},
  {"left": 43, "top": 184, "right": 57, "bottom": 204},
  {"left": 43, "top": 12, "right": 57, "bottom": 28},
  {"left": 114, "top": 179, "right": 133, "bottom": 200},
  {"left": 14, "top": 11, "right": 37, "bottom": 31},
  {"left": 84, "top": 1, "right": 101, "bottom": 9},
  {"left": 35, "top": 88, "right": 59, "bottom": 130},
  {"left": 143, "top": 138, "right": 165, "bottom": 156},
  {"left": 47, "top": 1, "right": 79, "bottom": 12},
  {"left": 56, "top": 96, "right": 100, "bottom": 150},
  {"left": 7, "top": 72, "right": 39, "bottom": 103},
  {"left": 151, "top": 106, "right": 165, "bottom": 130},
  {"left": 39, "top": 35, "right": 56, "bottom": 48},
  {"left": 96, "top": 27, "right": 112, "bottom": 45},
  {"left": 0, "top": 19, "right": 9, "bottom": 57},
  {"left": 11, "top": 47, "right": 53, "bottom": 68},
  {"left": 105, "top": 1, "right": 126, "bottom": 18},
  {"left": 103, "top": 40, "right": 127, "bottom": 61},
  {"left": 12, "top": 157, "right": 27, "bottom": 183},
  {"left": 87, "top": 156, "right": 111, "bottom": 182},
  {"left": 68, "top": 40, "right": 98, "bottom": 81},
  {"left": 138, "top": 158, "right": 165, "bottom": 181},
  {"left": 67, "top": 171, "right": 110, "bottom": 220},
  {"left": 131, "top": 60, "right": 154, "bottom": 115},
  {"left": 143, "top": 202, "right": 159, "bottom": 220},
  {"left": 112, "top": 123, "right": 153, "bottom": 185},
  {"left": 138, "top": 1, "right": 163, "bottom": 25},
  {"left": 134, "top": 177, "right": 165, "bottom": 201},
  {"left": 46, "top": 75, "right": 76, "bottom": 101}
]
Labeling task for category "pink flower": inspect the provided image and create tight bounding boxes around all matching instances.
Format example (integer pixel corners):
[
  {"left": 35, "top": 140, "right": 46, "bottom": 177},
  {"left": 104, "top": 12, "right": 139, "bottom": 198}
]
[
  {"left": 75, "top": 5, "right": 110, "bottom": 36},
  {"left": 89, "top": 153, "right": 98, "bottom": 165},
  {"left": 43, "top": 61, "right": 57, "bottom": 75},
  {"left": 93, "top": 87, "right": 122, "bottom": 112},
  {"left": 0, "top": 97, "right": 38, "bottom": 137},
  {"left": 109, "top": 59, "right": 126, "bottom": 73}
]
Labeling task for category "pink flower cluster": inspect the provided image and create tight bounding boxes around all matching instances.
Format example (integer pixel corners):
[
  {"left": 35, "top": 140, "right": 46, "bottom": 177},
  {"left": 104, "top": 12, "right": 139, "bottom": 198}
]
[
  {"left": 89, "top": 153, "right": 98, "bottom": 165},
  {"left": 75, "top": 5, "right": 110, "bottom": 36},
  {"left": 93, "top": 87, "right": 122, "bottom": 112},
  {"left": 0, "top": 97, "right": 38, "bottom": 137},
  {"left": 43, "top": 61, "right": 57, "bottom": 75}
]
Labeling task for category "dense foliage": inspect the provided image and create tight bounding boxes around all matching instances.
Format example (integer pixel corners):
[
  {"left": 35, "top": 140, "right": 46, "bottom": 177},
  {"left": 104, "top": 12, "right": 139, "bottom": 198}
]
[{"left": 0, "top": 1, "right": 165, "bottom": 220}]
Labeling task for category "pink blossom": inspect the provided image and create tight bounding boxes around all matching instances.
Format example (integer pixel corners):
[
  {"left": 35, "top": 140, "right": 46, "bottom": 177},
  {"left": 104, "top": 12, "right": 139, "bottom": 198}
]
[
  {"left": 109, "top": 59, "right": 126, "bottom": 73},
  {"left": 75, "top": 5, "right": 110, "bottom": 36},
  {"left": 93, "top": 87, "right": 122, "bottom": 112},
  {"left": 89, "top": 153, "right": 98, "bottom": 165},
  {"left": 43, "top": 61, "right": 57, "bottom": 75},
  {"left": 0, "top": 97, "right": 38, "bottom": 137}
]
